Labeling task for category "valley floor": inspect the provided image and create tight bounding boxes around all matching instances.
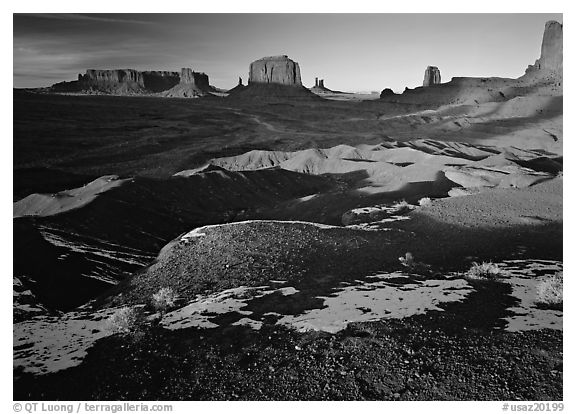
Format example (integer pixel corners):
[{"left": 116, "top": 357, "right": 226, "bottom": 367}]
[{"left": 13, "top": 90, "right": 563, "bottom": 401}]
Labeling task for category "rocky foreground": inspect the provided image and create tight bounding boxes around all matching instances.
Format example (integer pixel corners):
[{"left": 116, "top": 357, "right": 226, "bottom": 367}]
[{"left": 14, "top": 176, "right": 562, "bottom": 400}]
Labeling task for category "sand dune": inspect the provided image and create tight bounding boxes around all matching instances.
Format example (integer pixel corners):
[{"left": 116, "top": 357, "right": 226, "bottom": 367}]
[
  {"left": 13, "top": 175, "right": 131, "bottom": 218},
  {"left": 184, "top": 138, "right": 557, "bottom": 197}
]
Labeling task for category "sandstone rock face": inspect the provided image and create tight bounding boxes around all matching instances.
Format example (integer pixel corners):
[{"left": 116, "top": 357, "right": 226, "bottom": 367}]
[
  {"left": 311, "top": 78, "right": 337, "bottom": 94},
  {"left": 249, "top": 55, "right": 302, "bottom": 86},
  {"left": 142, "top": 71, "right": 180, "bottom": 92},
  {"left": 180, "top": 68, "right": 210, "bottom": 89},
  {"left": 161, "top": 68, "right": 213, "bottom": 98},
  {"left": 423, "top": 66, "right": 441, "bottom": 87},
  {"left": 81, "top": 69, "right": 144, "bottom": 85},
  {"left": 526, "top": 21, "right": 562, "bottom": 74},
  {"left": 76, "top": 69, "right": 180, "bottom": 94}
]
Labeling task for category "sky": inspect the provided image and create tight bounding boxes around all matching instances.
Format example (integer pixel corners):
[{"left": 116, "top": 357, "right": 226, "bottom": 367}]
[{"left": 13, "top": 13, "right": 563, "bottom": 92}]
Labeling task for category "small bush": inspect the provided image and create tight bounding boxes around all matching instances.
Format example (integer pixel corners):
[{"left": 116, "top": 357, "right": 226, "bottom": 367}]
[
  {"left": 105, "top": 306, "right": 145, "bottom": 334},
  {"left": 399, "top": 252, "right": 431, "bottom": 274},
  {"left": 392, "top": 200, "right": 411, "bottom": 213},
  {"left": 536, "top": 272, "right": 563, "bottom": 309},
  {"left": 399, "top": 252, "right": 415, "bottom": 268},
  {"left": 418, "top": 197, "right": 432, "bottom": 207},
  {"left": 152, "top": 287, "right": 178, "bottom": 313},
  {"left": 465, "top": 262, "right": 505, "bottom": 280}
]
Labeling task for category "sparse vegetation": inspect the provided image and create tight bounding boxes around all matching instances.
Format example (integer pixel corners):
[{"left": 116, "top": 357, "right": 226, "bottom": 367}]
[
  {"left": 392, "top": 200, "right": 411, "bottom": 214},
  {"left": 399, "top": 252, "right": 416, "bottom": 268},
  {"left": 398, "top": 252, "right": 432, "bottom": 274},
  {"left": 536, "top": 272, "right": 563, "bottom": 309},
  {"left": 105, "top": 306, "right": 145, "bottom": 334},
  {"left": 418, "top": 197, "right": 432, "bottom": 207},
  {"left": 465, "top": 262, "right": 506, "bottom": 280},
  {"left": 151, "top": 287, "right": 178, "bottom": 313}
]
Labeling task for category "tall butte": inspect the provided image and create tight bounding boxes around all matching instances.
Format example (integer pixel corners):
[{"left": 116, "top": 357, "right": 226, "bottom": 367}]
[
  {"left": 229, "top": 55, "right": 316, "bottom": 99},
  {"left": 423, "top": 66, "right": 441, "bottom": 87},
  {"left": 248, "top": 55, "right": 302, "bottom": 85},
  {"left": 526, "top": 20, "right": 563, "bottom": 76}
]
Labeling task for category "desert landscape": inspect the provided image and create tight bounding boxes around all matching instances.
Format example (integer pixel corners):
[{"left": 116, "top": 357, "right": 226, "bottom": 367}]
[{"left": 13, "top": 15, "right": 562, "bottom": 401}]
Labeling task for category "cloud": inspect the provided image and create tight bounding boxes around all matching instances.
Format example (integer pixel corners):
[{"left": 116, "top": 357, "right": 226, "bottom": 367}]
[{"left": 20, "top": 13, "right": 156, "bottom": 25}]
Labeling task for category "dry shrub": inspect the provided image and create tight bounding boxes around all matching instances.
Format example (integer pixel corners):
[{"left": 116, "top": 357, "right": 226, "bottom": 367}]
[
  {"left": 152, "top": 287, "right": 179, "bottom": 313},
  {"left": 465, "top": 262, "right": 505, "bottom": 280},
  {"left": 105, "top": 306, "right": 145, "bottom": 334},
  {"left": 536, "top": 272, "right": 563, "bottom": 309}
]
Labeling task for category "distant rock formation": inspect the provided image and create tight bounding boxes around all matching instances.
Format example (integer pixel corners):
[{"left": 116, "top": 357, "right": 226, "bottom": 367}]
[
  {"left": 249, "top": 55, "right": 302, "bottom": 85},
  {"left": 423, "top": 66, "right": 441, "bottom": 87},
  {"left": 161, "top": 68, "right": 213, "bottom": 98},
  {"left": 51, "top": 68, "right": 213, "bottom": 97},
  {"left": 180, "top": 68, "right": 209, "bottom": 87},
  {"left": 380, "top": 88, "right": 397, "bottom": 98},
  {"left": 311, "top": 77, "right": 342, "bottom": 94},
  {"left": 229, "top": 55, "right": 317, "bottom": 99},
  {"left": 380, "top": 20, "right": 564, "bottom": 106},
  {"left": 525, "top": 20, "right": 563, "bottom": 75},
  {"left": 76, "top": 69, "right": 180, "bottom": 94},
  {"left": 227, "top": 77, "right": 246, "bottom": 94}
]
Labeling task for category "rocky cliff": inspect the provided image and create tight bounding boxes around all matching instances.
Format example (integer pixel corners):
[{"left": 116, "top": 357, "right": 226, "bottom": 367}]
[
  {"left": 180, "top": 68, "right": 210, "bottom": 88},
  {"left": 76, "top": 69, "right": 180, "bottom": 94},
  {"left": 161, "top": 68, "right": 213, "bottom": 98},
  {"left": 423, "top": 66, "right": 441, "bottom": 87},
  {"left": 525, "top": 21, "right": 562, "bottom": 75},
  {"left": 311, "top": 78, "right": 334, "bottom": 94},
  {"left": 52, "top": 68, "right": 207, "bottom": 96},
  {"left": 248, "top": 55, "right": 302, "bottom": 85}
]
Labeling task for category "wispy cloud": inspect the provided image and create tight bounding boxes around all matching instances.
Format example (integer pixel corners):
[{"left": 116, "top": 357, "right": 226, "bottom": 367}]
[{"left": 20, "top": 13, "right": 156, "bottom": 25}]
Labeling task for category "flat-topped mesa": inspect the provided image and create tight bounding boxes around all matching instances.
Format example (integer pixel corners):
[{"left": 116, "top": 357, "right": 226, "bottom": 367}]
[
  {"left": 249, "top": 55, "right": 302, "bottom": 86},
  {"left": 76, "top": 69, "right": 180, "bottom": 93},
  {"left": 423, "top": 66, "right": 441, "bottom": 87},
  {"left": 526, "top": 20, "right": 563, "bottom": 75},
  {"left": 80, "top": 69, "right": 144, "bottom": 85}
]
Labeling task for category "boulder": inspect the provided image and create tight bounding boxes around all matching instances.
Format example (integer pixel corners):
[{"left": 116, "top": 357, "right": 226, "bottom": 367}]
[
  {"left": 423, "top": 66, "right": 441, "bottom": 87},
  {"left": 249, "top": 55, "right": 302, "bottom": 85}
]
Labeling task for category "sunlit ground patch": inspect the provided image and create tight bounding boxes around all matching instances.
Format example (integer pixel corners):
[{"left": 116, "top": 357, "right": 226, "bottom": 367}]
[{"left": 497, "top": 260, "right": 563, "bottom": 332}]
